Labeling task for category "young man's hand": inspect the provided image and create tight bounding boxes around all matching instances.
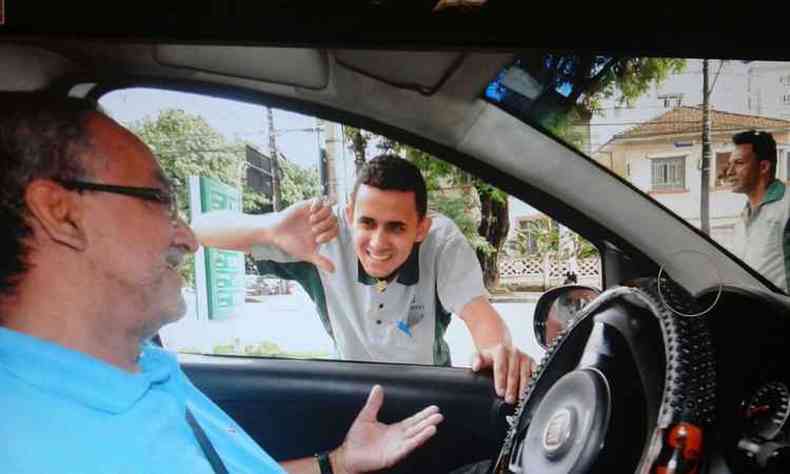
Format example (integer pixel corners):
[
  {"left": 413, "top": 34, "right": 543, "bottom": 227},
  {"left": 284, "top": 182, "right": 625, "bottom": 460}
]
[
  {"left": 271, "top": 197, "right": 338, "bottom": 272},
  {"left": 472, "top": 344, "right": 536, "bottom": 405},
  {"left": 332, "top": 385, "right": 443, "bottom": 474},
  {"left": 460, "top": 296, "right": 536, "bottom": 404}
]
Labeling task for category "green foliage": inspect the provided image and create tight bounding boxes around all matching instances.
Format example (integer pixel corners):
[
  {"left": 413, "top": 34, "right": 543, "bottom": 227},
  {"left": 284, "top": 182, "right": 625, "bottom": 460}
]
[
  {"left": 512, "top": 218, "right": 598, "bottom": 259},
  {"left": 213, "top": 341, "right": 330, "bottom": 359},
  {"left": 546, "top": 57, "right": 687, "bottom": 150},
  {"left": 279, "top": 158, "right": 321, "bottom": 208},
  {"left": 129, "top": 109, "right": 246, "bottom": 206},
  {"left": 343, "top": 126, "right": 375, "bottom": 169}
]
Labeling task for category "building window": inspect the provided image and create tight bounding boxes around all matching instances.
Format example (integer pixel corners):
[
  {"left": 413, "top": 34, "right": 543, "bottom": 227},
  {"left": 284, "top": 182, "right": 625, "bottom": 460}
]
[
  {"left": 783, "top": 94, "right": 790, "bottom": 105},
  {"left": 659, "top": 94, "right": 683, "bottom": 108},
  {"left": 781, "top": 74, "right": 790, "bottom": 86},
  {"left": 715, "top": 152, "right": 731, "bottom": 188},
  {"left": 652, "top": 156, "right": 686, "bottom": 191}
]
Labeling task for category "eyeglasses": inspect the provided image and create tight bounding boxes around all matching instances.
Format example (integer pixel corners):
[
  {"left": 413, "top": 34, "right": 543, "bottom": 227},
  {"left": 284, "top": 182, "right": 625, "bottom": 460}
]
[{"left": 56, "top": 179, "right": 182, "bottom": 223}]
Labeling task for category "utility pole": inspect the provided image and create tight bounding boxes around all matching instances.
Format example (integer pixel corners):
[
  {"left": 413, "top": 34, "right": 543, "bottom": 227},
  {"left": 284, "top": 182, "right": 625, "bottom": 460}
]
[
  {"left": 700, "top": 59, "right": 712, "bottom": 234},
  {"left": 322, "top": 120, "right": 338, "bottom": 199},
  {"left": 266, "top": 106, "right": 282, "bottom": 212}
]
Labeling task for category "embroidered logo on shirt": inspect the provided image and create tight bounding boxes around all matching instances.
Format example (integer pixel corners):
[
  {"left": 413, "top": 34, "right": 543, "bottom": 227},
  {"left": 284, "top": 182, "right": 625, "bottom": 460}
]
[
  {"left": 396, "top": 320, "right": 413, "bottom": 337},
  {"left": 407, "top": 301, "right": 425, "bottom": 328}
]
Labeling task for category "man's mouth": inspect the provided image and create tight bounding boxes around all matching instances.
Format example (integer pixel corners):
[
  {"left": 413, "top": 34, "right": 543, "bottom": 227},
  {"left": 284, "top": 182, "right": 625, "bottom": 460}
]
[
  {"left": 366, "top": 249, "right": 392, "bottom": 262},
  {"left": 165, "top": 249, "right": 185, "bottom": 271}
]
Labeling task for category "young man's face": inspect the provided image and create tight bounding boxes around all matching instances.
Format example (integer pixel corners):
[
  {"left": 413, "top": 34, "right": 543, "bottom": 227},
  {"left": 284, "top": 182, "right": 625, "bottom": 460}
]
[
  {"left": 727, "top": 143, "right": 769, "bottom": 194},
  {"left": 346, "top": 184, "right": 431, "bottom": 279}
]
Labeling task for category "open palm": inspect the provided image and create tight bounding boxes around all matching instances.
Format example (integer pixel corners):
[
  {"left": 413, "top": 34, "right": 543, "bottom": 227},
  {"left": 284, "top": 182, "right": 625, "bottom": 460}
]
[{"left": 341, "top": 385, "right": 443, "bottom": 473}]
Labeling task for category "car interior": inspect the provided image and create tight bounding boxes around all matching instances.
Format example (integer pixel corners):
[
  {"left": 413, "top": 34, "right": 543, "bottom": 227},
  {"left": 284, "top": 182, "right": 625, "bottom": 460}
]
[{"left": 5, "top": 3, "right": 790, "bottom": 473}]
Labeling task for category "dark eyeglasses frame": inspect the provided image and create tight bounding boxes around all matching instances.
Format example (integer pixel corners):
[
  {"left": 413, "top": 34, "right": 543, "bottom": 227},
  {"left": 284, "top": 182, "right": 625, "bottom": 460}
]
[{"left": 55, "top": 179, "right": 181, "bottom": 222}]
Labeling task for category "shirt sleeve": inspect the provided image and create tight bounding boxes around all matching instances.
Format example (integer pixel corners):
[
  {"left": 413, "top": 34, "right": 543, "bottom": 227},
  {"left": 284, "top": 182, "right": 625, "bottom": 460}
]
[
  {"left": 435, "top": 220, "right": 489, "bottom": 315},
  {"left": 250, "top": 243, "right": 299, "bottom": 263}
]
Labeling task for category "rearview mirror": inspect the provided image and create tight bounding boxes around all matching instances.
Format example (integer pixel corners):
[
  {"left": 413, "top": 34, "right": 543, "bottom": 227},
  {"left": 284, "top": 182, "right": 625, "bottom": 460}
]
[{"left": 534, "top": 285, "right": 600, "bottom": 349}]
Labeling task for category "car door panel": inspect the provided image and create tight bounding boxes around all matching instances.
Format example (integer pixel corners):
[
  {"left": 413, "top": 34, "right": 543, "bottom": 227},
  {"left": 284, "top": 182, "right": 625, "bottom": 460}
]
[{"left": 182, "top": 356, "right": 509, "bottom": 473}]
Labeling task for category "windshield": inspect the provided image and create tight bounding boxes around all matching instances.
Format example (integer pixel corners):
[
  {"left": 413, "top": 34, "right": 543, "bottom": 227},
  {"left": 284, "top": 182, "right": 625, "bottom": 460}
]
[{"left": 487, "top": 53, "right": 790, "bottom": 294}]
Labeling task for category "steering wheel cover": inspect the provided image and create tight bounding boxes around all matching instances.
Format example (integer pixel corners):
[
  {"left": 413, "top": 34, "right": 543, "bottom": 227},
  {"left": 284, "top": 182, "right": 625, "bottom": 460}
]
[{"left": 493, "top": 280, "right": 717, "bottom": 473}]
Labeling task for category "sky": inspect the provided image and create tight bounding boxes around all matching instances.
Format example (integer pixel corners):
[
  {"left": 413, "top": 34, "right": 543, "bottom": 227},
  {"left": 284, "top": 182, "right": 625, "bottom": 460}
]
[{"left": 100, "top": 87, "right": 333, "bottom": 170}]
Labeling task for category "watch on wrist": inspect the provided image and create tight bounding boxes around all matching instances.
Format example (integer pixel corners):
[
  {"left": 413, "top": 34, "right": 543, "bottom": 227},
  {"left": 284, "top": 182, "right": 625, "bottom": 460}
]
[{"left": 315, "top": 450, "right": 333, "bottom": 474}]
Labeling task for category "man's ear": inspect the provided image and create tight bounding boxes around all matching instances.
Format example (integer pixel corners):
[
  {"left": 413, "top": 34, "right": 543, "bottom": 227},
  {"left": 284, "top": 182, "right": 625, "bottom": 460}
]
[
  {"left": 25, "top": 179, "right": 88, "bottom": 251},
  {"left": 415, "top": 215, "right": 432, "bottom": 242},
  {"left": 760, "top": 160, "right": 773, "bottom": 179}
]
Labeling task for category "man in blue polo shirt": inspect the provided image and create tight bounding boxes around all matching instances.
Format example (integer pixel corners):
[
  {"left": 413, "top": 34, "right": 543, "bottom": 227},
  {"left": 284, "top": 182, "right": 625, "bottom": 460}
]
[
  {"left": 194, "top": 155, "right": 535, "bottom": 404},
  {"left": 0, "top": 93, "right": 442, "bottom": 473}
]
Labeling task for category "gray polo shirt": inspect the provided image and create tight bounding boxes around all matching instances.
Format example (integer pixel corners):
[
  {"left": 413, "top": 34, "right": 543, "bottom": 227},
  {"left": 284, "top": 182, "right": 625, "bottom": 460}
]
[
  {"left": 251, "top": 209, "right": 488, "bottom": 365},
  {"left": 733, "top": 180, "right": 790, "bottom": 292}
]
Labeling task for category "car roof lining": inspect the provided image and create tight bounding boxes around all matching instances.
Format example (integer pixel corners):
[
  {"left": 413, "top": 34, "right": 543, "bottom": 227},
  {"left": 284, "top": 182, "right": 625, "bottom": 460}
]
[{"left": 153, "top": 45, "right": 330, "bottom": 90}]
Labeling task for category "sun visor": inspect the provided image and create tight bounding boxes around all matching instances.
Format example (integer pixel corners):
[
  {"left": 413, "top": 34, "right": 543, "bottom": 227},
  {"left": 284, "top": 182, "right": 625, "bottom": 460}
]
[
  {"left": 0, "top": 44, "right": 76, "bottom": 91},
  {"left": 334, "top": 50, "right": 465, "bottom": 95},
  {"left": 154, "top": 45, "right": 329, "bottom": 89}
]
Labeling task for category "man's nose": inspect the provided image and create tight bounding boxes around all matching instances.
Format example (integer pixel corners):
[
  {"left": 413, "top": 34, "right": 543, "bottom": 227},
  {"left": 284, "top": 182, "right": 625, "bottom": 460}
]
[
  {"left": 369, "top": 227, "right": 388, "bottom": 248},
  {"left": 175, "top": 220, "right": 199, "bottom": 254}
]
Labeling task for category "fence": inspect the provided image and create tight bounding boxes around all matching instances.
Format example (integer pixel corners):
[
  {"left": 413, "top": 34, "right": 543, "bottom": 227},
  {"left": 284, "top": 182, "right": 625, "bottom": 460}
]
[{"left": 499, "top": 254, "right": 601, "bottom": 290}]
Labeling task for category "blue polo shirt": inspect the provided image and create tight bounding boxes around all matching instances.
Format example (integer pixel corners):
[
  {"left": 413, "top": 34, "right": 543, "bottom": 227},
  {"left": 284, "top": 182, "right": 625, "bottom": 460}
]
[{"left": 0, "top": 327, "right": 284, "bottom": 474}]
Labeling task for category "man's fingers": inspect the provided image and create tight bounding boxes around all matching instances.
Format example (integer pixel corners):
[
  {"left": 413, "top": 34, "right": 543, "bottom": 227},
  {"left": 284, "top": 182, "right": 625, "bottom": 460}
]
[
  {"left": 491, "top": 346, "right": 507, "bottom": 397},
  {"left": 505, "top": 348, "right": 521, "bottom": 404},
  {"left": 308, "top": 196, "right": 323, "bottom": 213},
  {"left": 311, "top": 254, "right": 336, "bottom": 273},
  {"left": 315, "top": 228, "right": 339, "bottom": 244},
  {"left": 311, "top": 215, "right": 337, "bottom": 236},
  {"left": 471, "top": 349, "right": 494, "bottom": 373},
  {"left": 309, "top": 203, "right": 333, "bottom": 223},
  {"left": 388, "top": 425, "right": 437, "bottom": 468},
  {"left": 356, "top": 385, "right": 384, "bottom": 423},
  {"left": 402, "top": 405, "right": 440, "bottom": 426},
  {"left": 519, "top": 356, "right": 531, "bottom": 398},
  {"left": 404, "top": 413, "right": 443, "bottom": 438}
]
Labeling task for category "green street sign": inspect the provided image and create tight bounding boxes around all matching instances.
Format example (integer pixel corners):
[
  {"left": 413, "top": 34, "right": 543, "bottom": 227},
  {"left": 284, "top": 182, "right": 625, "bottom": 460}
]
[{"left": 195, "top": 176, "right": 245, "bottom": 320}]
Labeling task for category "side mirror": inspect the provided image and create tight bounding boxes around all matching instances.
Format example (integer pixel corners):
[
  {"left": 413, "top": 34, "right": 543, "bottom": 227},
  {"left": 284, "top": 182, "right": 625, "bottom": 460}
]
[{"left": 534, "top": 285, "right": 600, "bottom": 349}]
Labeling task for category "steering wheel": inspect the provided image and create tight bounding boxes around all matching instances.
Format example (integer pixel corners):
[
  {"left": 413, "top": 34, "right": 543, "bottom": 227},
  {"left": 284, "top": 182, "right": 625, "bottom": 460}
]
[{"left": 491, "top": 280, "right": 717, "bottom": 473}]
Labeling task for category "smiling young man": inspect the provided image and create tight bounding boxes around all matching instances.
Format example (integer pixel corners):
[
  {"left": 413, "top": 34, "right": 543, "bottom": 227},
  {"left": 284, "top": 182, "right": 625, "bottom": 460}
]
[
  {"left": 195, "top": 154, "right": 534, "bottom": 403},
  {"left": 726, "top": 130, "right": 790, "bottom": 292}
]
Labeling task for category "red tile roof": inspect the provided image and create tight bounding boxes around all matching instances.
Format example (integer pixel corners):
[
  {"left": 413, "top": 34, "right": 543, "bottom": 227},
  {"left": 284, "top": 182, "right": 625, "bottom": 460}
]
[{"left": 614, "top": 106, "right": 790, "bottom": 140}]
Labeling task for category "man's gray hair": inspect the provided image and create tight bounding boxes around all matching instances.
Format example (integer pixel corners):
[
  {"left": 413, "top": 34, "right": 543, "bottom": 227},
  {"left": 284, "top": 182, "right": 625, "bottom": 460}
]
[{"left": 0, "top": 92, "right": 99, "bottom": 297}]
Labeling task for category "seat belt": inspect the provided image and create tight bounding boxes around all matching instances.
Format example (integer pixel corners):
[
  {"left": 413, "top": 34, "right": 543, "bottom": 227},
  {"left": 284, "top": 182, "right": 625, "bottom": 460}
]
[{"left": 185, "top": 407, "right": 230, "bottom": 474}]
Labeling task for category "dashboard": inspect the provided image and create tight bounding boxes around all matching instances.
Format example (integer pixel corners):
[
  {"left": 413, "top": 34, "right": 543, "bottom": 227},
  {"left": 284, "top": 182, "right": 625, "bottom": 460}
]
[{"left": 708, "top": 289, "right": 790, "bottom": 473}]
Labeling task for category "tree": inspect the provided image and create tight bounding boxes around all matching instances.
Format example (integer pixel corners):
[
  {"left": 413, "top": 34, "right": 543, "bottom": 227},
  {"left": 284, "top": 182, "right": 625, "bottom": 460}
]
[
  {"left": 128, "top": 109, "right": 249, "bottom": 212},
  {"left": 343, "top": 126, "right": 375, "bottom": 173},
  {"left": 278, "top": 154, "right": 321, "bottom": 208},
  {"left": 490, "top": 55, "right": 687, "bottom": 148}
]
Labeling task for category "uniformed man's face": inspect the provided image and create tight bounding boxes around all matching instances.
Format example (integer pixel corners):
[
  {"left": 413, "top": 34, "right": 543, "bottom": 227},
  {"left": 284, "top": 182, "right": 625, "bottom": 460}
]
[
  {"left": 727, "top": 144, "right": 768, "bottom": 194},
  {"left": 346, "top": 184, "right": 431, "bottom": 279}
]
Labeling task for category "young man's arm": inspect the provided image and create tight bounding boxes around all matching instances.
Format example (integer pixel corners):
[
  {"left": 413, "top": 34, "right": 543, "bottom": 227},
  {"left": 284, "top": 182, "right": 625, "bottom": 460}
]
[
  {"left": 460, "top": 297, "right": 535, "bottom": 404},
  {"left": 433, "top": 217, "right": 535, "bottom": 405},
  {"left": 281, "top": 386, "right": 442, "bottom": 474},
  {"left": 191, "top": 198, "right": 338, "bottom": 272}
]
